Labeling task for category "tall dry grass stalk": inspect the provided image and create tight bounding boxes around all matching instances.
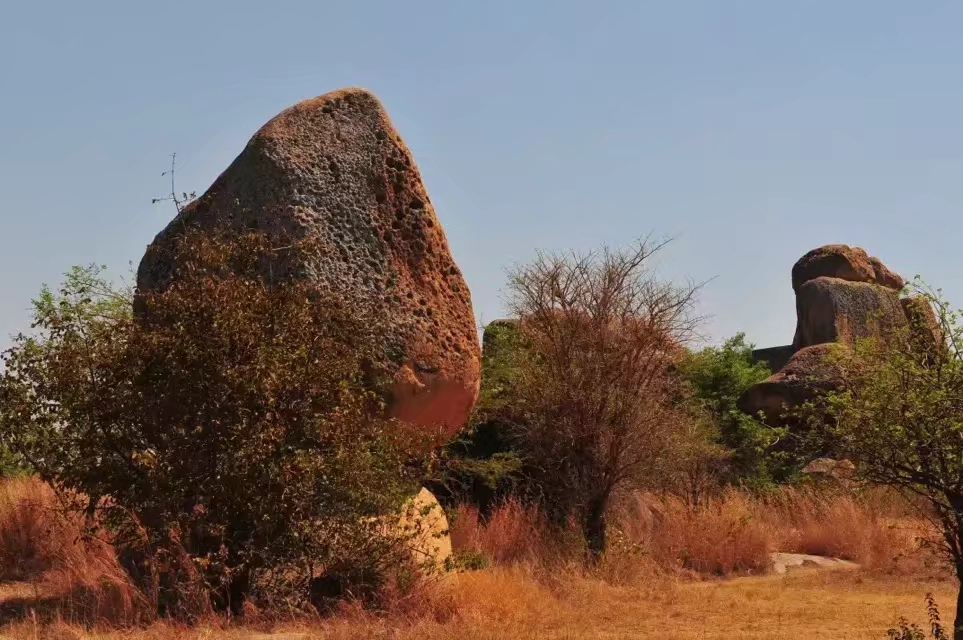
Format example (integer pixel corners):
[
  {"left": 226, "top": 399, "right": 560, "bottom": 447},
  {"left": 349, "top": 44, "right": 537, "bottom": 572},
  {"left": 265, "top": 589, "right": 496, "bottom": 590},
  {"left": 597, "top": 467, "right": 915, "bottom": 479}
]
[
  {"left": 642, "top": 490, "right": 773, "bottom": 576},
  {"left": 450, "top": 498, "right": 569, "bottom": 567},
  {"left": 0, "top": 477, "right": 151, "bottom": 626}
]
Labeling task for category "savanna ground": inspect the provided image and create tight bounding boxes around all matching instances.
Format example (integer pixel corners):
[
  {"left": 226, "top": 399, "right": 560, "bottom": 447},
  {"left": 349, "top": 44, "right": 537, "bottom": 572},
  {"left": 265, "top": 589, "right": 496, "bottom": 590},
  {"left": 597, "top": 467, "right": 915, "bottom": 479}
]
[{"left": 0, "top": 477, "right": 951, "bottom": 639}]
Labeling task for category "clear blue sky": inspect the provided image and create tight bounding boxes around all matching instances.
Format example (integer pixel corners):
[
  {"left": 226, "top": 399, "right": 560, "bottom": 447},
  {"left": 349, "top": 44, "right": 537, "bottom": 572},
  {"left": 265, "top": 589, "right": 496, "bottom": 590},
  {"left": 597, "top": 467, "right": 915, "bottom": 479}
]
[{"left": 2, "top": 0, "right": 961, "bottom": 351}]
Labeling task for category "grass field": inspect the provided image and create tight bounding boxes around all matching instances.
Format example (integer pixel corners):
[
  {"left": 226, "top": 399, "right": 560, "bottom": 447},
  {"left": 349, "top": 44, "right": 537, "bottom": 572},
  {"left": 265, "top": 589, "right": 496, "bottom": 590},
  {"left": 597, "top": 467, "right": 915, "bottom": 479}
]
[
  {"left": 0, "top": 477, "right": 953, "bottom": 639},
  {"left": 0, "top": 568, "right": 953, "bottom": 639}
]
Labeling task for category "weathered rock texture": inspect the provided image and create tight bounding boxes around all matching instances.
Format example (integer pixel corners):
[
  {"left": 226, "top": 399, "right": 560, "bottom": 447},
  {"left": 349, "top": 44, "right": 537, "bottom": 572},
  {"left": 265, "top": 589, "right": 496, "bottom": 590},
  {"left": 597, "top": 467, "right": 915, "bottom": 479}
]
[
  {"left": 739, "top": 344, "right": 847, "bottom": 424},
  {"left": 794, "top": 277, "right": 907, "bottom": 349},
  {"left": 801, "top": 457, "right": 856, "bottom": 485},
  {"left": 791, "top": 244, "right": 904, "bottom": 293},
  {"left": 137, "top": 87, "right": 481, "bottom": 436},
  {"left": 740, "top": 244, "right": 934, "bottom": 424}
]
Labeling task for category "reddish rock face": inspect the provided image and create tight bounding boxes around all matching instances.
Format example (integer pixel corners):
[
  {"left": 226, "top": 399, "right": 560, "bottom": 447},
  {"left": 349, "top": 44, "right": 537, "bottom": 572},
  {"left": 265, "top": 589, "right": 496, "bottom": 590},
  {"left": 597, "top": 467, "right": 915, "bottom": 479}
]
[
  {"left": 137, "top": 87, "right": 481, "bottom": 438},
  {"left": 791, "top": 244, "right": 904, "bottom": 293},
  {"left": 738, "top": 344, "right": 847, "bottom": 425}
]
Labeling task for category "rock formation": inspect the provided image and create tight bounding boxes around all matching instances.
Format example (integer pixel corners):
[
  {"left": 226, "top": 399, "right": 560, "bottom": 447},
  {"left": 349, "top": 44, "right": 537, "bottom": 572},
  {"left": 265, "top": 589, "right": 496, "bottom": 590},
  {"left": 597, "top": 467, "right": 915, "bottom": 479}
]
[
  {"left": 801, "top": 457, "right": 856, "bottom": 485},
  {"left": 740, "top": 244, "right": 936, "bottom": 424},
  {"left": 793, "top": 277, "right": 907, "bottom": 349},
  {"left": 136, "top": 87, "right": 481, "bottom": 437},
  {"left": 790, "top": 244, "right": 903, "bottom": 293},
  {"left": 738, "top": 343, "right": 847, "bottom": 425}
]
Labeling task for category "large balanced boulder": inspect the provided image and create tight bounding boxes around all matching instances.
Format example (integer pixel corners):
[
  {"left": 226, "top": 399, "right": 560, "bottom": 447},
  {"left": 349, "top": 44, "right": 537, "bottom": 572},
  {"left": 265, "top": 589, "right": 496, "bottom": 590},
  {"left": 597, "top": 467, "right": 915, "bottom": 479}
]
[{"left": 136, "top": 88, "right": 481, "bottom": 437}]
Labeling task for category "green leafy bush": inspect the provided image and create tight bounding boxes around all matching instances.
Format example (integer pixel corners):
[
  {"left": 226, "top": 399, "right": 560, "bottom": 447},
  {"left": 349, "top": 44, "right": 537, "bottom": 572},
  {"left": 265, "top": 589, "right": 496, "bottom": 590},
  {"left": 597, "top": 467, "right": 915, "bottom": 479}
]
[
  {"left": 0, "top": 231, "right": 429, "bottom": 616},
  {"left": 803, "top": 280, "right": 963, "bottom": 638},
  {"left": 678, "top": 333, "right": 792, "bottom": 487}
]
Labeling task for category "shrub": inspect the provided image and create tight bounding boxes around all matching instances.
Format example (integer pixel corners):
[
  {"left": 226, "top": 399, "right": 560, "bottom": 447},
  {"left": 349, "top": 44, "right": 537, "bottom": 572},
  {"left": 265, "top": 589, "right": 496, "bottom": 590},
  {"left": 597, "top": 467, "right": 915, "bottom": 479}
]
[
  {"left": 646, "top": 490, "right": 773, "bottom": 576},
  {"left": 678, "top": 333, "right": 792, "bottom": 487},
  {"left": 0, "top": 231, "right": 429, "bottom": 617},
  {"left": 888, "top": 594, "right": 949, "bottom": 640},
  {"left": 799, "top": 279, "right": 963, "bottom": 637}
]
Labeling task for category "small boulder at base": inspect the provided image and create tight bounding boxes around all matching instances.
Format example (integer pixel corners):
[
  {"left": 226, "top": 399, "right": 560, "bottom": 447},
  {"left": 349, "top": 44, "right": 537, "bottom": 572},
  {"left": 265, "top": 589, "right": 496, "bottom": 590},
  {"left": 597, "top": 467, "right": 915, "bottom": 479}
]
[
  {"left": 396, "top": 487, "right": 452, "bottom": 571},
  {"left": 136, "top": 87, "right": 481, "bottom": 438}
]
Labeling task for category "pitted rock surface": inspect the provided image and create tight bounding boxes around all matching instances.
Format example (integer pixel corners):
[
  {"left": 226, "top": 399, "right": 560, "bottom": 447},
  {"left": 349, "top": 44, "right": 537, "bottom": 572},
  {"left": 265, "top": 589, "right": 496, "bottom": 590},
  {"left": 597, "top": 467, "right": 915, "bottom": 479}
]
[{"left": 137, "top": 87, "right": 481, "bottom": 436}]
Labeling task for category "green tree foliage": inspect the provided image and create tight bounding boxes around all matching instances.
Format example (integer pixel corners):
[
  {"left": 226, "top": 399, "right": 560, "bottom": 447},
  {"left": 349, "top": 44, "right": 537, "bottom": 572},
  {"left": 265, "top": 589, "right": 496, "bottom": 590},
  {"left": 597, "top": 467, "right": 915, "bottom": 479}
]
[
  {"left": 429, "top": 320, "right": 525, "bottom": 516},
  {"left": 0, "top": 264, "right": 131, "bottom": 479},
  {"left": 679, "top": 333, "right": 790, "bottom": 487},
  {"left": 801, "top": 280, "right": 963, "bottom": 639},
  {"left": 0, "top": 231, "right": 429, "bottom": 616}
]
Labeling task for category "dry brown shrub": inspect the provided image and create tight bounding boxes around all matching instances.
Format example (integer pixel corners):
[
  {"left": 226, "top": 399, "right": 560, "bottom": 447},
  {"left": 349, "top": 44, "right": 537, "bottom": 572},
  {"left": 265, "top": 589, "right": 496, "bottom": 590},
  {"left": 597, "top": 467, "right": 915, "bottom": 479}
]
[
  {"left": 0, "top": 477, "right": 67, "bottom": 581},
  {"left": 449, "top": 498, "right": 555, "bottom": 566},
  {"left": 642, "top": 490, "right": 773, "bottom": 576}
]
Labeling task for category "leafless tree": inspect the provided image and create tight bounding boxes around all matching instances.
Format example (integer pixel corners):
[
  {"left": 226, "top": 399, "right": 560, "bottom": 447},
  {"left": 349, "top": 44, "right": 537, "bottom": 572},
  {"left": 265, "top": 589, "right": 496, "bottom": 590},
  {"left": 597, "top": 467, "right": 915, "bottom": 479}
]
[{"left": 503, "top": 236, "right": 704, "bottom": 558}]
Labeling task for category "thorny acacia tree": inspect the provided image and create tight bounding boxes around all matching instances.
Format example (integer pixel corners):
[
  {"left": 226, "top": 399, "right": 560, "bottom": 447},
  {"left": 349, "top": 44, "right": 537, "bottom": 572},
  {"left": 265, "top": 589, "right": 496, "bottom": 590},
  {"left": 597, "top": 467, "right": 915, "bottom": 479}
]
[
  {"left": 0, "top": 230, "right": 429, "bottom": 616},
  {"left": 502, "top": 237, "right": 703, "bottom": 558},
  {"left": 803, "top": 280, "right": 963, "bottom": 639}
]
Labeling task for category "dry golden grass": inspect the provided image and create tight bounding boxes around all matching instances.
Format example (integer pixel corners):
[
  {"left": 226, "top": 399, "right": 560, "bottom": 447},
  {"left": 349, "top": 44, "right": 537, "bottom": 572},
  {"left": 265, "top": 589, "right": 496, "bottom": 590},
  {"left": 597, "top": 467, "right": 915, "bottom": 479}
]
[
  {"left": 0, "top": 478, "right": 952, "bottom": 639},
  {"left": 642, "top": 490, "right": 773, "bottom": 576},
  {"left": 0, "top": 477, "right": 150, "bottom": 628},
  {"left": 759, "top": 486, "right": 940, "bottom": 575},
  {"left": 450, "top": 486, "right": 942, "bottom": 579},
  {"left": 0, "top": 570, "right": 954, "bottom": 639}
]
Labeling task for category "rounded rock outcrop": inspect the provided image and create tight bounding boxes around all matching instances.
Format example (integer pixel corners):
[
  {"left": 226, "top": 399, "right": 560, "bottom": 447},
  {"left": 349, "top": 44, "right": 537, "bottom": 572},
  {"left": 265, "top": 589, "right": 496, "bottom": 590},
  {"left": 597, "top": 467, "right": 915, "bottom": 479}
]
[
  {"left": 794, "top": 276, "right": 908, "bottom": 349},
  {"left": 136, "top": 87, "right": 481, "bottom": 437},
  {"left": 791, "top": 244, "right": 904, "bottom": 293},
  {"left": 741, "top": 245, "right": 922, "bottom": 426}
]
